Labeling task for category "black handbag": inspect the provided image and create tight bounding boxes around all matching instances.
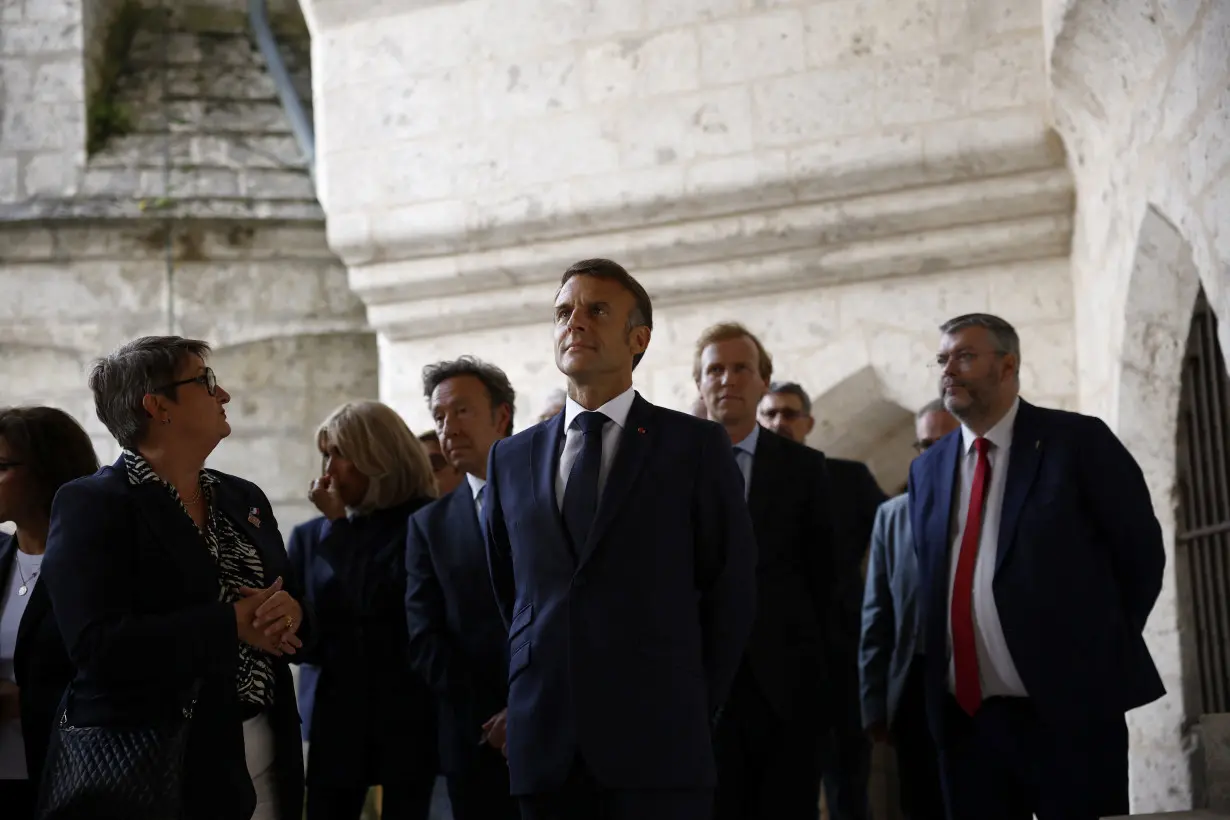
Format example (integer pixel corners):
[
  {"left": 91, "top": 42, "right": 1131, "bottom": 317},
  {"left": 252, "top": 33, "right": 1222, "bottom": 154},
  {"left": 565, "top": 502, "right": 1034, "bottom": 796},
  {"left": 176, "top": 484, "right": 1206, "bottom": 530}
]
[{"left": 36, "top": 680, "right": 203, "bottom": 820}]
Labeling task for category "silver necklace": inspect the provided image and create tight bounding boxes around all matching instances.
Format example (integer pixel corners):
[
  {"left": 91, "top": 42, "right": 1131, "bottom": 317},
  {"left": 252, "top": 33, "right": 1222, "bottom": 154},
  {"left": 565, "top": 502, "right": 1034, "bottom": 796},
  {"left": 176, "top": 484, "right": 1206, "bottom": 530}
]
[{"left": 16, "top": 558, "right": 39, "bottom": 597}]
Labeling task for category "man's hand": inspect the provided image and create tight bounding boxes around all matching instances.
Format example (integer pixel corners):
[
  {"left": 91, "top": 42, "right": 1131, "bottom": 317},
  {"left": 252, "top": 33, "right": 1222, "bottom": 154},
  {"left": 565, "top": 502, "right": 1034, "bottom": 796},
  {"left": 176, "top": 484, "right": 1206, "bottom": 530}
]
[
  {"left": 308, "top": 475, "right": 347, "bottom": 522},
  {"left": 0, "top": 680, "right": 19, "bottom": 723},
  {"left": 234, "top": 577, "right": 299, "bottom": 656},
  {"left": 480, "top": 709, "right": 507, "bottom": 755},
  {"left": 867, "top": 721, "right": 892, "bottom": 746}
]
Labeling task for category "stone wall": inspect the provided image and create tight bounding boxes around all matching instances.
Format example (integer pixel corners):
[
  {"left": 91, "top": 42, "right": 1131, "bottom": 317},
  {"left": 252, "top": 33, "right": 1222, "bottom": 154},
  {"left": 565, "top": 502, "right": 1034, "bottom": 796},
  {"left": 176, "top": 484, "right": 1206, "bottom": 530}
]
[
  {"left": 378, "top": 257, "right": 1076, "bottom": 493},
  {"left": 304, "top": 0, "right": 1075, "bottom": 491},
  {"left": 0, "top": 0, "right": 90, "bottom": 201},
  {"left": 1046, "top": 0, "right": 1230, "bottom": 810},
  {"left": 0, "top": 219, "right": 374, "bottom": 530}
]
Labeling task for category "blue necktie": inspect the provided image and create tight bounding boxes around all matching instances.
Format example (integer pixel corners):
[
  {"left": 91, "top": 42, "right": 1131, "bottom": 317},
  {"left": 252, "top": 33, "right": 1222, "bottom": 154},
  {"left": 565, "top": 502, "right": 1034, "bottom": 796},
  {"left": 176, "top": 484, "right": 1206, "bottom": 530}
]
[{"left": 563, "top": 411, "right": 608, "bottom": 550}]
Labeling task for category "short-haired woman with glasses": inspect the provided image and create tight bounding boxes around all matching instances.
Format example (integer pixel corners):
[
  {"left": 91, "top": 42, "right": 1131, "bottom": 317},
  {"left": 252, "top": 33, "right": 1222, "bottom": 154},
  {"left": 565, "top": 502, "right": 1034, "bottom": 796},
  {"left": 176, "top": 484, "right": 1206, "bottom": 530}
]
[
  {"left": 288, "top": 401, "right": 440, "bottom": 820},
  {"left": 42, "top": 336, "right": 309, "bottom": 820},
  {"left": 0, "top": 406, "right": 99, "bottom": 819}
]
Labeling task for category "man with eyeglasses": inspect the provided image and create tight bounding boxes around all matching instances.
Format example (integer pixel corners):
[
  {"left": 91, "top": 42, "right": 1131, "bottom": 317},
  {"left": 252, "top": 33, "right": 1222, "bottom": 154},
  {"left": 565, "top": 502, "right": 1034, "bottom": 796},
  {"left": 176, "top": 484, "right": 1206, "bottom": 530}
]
[
  {"left": 859, "top": 399, "right": 957, "bottom": 820},
  {"left": 908, "top": 313, "right": 1164, "bottom": 819},
  {"left": 757, "top": 382, "right": 886, "bottom": 820},
  {"left": 417, "top": 430, "right": 464, "bottom": 497}
]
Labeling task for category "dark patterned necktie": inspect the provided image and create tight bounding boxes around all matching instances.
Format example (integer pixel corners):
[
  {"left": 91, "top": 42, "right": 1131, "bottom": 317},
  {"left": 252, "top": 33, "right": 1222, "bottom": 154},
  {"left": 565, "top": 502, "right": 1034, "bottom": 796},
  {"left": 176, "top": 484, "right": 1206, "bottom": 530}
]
[{"left": 562, "top": 411, "right": 608, "bottom": 550}]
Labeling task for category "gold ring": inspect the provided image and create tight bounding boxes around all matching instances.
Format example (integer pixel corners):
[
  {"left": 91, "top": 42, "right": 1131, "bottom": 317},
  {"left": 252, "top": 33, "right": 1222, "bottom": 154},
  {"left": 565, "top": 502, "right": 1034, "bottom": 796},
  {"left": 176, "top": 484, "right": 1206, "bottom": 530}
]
[{"left": 285, "top": 616, "right": 294, "bottom": 630}]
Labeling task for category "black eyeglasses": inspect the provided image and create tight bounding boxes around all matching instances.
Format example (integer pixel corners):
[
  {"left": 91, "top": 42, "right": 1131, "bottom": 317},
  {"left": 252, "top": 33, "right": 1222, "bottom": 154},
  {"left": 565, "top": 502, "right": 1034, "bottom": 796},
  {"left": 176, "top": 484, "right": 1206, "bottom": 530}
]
[
  {"left": 913, "top": 438, "right": 940, "bottom": 453},
  {"left": 155, "top": 367, "right": 218, "bottom": 397}
]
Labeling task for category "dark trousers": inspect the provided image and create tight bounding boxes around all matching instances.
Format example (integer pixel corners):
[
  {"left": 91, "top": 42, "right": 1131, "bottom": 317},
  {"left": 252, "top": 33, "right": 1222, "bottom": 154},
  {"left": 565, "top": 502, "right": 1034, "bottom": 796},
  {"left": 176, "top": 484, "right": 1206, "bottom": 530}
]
[
  {"left": 817, "top": 662, "right": 870, "bottom": 820},
  {"left": 519, "top": 756, "right": 712, "bottom": 820},
  {"left": 939, "top": 695, "right": 1129, "bottom": 820},
  {"left": 714, "top": 668, "right": 823, "bottom": 820},
  {"left": 891, "top": 662, "right": 945, "bottom": 820},
  {"left": 306, "top": 775, "right": 436, "bottom": 820},
  {"left": 0, "top": 778, "right": 37, "bottom": 820},
  {"left": 447, "top": 747, "right": 519, "bottom": 820}
]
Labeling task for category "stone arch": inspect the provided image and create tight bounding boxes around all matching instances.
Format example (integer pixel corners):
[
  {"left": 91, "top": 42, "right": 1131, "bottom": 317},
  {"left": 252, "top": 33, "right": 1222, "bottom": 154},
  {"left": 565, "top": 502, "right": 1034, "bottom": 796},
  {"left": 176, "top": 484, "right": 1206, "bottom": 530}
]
[
  {"left": 807, "top": 364, "right": 914, "bottom": 494},
  {"left": 1114, "top": 204, "right": 1205, "bottom": 809}
]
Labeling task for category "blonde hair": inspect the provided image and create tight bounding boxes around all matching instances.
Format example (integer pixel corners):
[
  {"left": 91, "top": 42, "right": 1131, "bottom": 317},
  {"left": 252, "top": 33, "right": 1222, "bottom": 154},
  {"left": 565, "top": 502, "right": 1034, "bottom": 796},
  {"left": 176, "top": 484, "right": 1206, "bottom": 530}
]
[
  {"left": 692, "top": 321, "right": 774, "bottom": 384},
  {"left": 316, "top": 400, "right": 437, "bottom": 513}
]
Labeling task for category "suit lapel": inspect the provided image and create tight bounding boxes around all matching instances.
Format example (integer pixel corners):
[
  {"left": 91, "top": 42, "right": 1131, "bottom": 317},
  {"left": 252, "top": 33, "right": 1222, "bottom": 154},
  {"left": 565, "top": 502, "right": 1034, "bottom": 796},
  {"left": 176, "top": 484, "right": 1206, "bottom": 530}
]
[
  {"left": 747, "top": 427, "right": 777, "bottom": 528},
  {"left": 531, "top": 413, "right": 572, "bottom": 559},
  {"left": 129, "top": 475, "right": 220, "bottom": 591},
  {"left": 212, "top": 477, "right": 280, "bottom": 580},
  {"left": 449, "top": 482, "right": 486, "bottom": 559},
  {"left": 578, "top": 394, "right": 653, "bottom": 568},
  {"left": 928, "top": 432, "right": 961, "bottom": 582},
  {"left": 996, "top": 400, "right": 1042, "bottom": 575}
]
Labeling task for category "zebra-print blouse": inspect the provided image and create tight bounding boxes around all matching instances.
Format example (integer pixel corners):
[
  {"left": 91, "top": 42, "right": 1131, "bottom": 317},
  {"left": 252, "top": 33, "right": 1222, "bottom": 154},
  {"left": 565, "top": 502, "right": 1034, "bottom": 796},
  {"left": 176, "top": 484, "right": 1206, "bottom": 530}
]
[{"left": 123, "top": 450, "right": 275, "bottom": 708}]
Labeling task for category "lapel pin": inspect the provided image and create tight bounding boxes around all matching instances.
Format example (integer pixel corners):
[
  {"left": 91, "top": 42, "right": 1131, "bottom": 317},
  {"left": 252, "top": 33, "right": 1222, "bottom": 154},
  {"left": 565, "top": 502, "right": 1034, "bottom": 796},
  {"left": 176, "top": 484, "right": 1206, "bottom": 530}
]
[
  {"left": 637, "top": 427, "right": 646, "bottom": 434},
  {"left": 248, "top": 507, "right": 261, "bottom": 527}
]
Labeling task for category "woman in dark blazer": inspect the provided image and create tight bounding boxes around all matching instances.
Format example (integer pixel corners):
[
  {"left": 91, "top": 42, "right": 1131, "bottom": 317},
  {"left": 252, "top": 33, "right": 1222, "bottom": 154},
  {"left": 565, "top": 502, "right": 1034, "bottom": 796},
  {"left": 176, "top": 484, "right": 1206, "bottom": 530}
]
[
  {"left": 288, "top": 400, "right": 439, "bottom": 820},
  {"left": 0, "top": 406, "right": 99, "bottom": 819},
  {"left": 42, "top": 336, "right": 309, "bottom": 820}
]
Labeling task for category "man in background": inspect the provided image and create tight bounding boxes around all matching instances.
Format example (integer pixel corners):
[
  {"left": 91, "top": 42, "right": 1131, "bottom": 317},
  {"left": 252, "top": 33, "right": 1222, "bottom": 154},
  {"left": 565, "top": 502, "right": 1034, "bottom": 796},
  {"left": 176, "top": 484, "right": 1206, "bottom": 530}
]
[
  {"left": 860, "top": 399, "right": 957, "bottom": 820},
  {"left": 417, "top": 430, "right": 463, "bottom": 496},
  {"left": 696, "top": 323, "right": 842, "bottom": 819},
  {"left": 406, "top": 357, "right": 521, "bottom": 820},
  {"left": 758, "top": 382, "right": 887, "bottom": 820}
]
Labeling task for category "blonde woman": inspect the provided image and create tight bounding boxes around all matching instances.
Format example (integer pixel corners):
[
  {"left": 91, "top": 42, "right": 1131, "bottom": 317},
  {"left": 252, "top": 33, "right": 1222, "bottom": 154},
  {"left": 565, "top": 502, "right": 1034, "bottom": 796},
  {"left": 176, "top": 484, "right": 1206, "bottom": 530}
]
[{"left": 287, "top": 401, "right": 438, "bottom": 820}]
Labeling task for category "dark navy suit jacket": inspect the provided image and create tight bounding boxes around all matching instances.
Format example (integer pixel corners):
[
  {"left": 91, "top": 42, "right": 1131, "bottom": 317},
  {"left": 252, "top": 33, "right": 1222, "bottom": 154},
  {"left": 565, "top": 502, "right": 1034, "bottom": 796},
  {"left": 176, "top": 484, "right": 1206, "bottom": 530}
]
[
  {"left": 405, "top": 481, "right": 509, "bottom": 776},
  {"left": 907, "top": 399, "right": 1166, "bottom": 742},
  {"left": 42, "top": 457, "right": 308, "bottom": 820},
  {"left": 0, "top": 532, "right": 74, "bottom": 787},
  {"left": 484, "top": 393, "right": 758, "bottom": 795},
  {"left": 288, "top": 498, "right": 437, "bottom": 786}
]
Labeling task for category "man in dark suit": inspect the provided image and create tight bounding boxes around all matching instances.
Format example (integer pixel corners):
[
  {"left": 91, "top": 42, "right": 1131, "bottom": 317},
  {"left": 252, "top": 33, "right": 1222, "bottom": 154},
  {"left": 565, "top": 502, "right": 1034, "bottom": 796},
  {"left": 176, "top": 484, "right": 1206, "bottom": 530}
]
[
  {"left": 484, "top": 258, "right": 758, "bottom": 820},
  {"left": 860, "top": 399, "right": 958, "bottom": 820},
  {"left": 757, "top": 382, "right": 887, "bottom": 820},
  {"left": 908, "top": 313, "right": 1165, "bottom": 819},
  {"left": 406, "top": 356, "right": 520, "bottom": 820},
  {"left": 694, "top": 322, "right": 844, "bottom": 819}
]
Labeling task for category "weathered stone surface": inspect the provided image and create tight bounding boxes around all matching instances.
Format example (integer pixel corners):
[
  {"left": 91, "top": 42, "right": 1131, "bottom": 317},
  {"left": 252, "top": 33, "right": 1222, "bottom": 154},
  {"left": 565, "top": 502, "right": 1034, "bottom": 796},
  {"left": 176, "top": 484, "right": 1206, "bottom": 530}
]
[{"left": 1046, "top": 0, "right": 1230, "bottom": 810}]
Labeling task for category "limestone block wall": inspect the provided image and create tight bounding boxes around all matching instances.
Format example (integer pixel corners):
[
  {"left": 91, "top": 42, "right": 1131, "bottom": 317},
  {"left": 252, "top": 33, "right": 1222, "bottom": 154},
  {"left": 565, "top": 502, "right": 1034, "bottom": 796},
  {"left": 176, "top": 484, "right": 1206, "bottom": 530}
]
[
  {"left": 1046, "top": 0, "right": 1230, "bottom": 810},
  {"left": 379, "top": 257, "right": 1076, "bottom": 493},
  {"left": 308, "top": 0, "right": 1057, "bottom": 268},
  {"left": 0, "top": 219, "right": 375, "bottom": 530},
  {"left": 0, "top": 0, "right": 91, "bottom": 202}
]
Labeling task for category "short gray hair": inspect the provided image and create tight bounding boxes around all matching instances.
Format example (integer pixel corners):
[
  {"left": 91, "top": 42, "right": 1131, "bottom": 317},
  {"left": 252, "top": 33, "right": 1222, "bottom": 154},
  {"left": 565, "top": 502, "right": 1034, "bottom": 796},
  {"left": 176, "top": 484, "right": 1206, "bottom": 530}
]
[
  {"left": 88, "top": 336, "right": 212, "bottom": 451},
  {"left": 421, "top": 356, "right": 517, "bottom": 437},
  {"left": 939, "top": 313, "right": 1021, "bottom": 363},
  {"left": 916, "top": 398, "right": 947, "bottom": 419},
  {"left": 766, "top": 381, "right": 812, "bottom": 415}
]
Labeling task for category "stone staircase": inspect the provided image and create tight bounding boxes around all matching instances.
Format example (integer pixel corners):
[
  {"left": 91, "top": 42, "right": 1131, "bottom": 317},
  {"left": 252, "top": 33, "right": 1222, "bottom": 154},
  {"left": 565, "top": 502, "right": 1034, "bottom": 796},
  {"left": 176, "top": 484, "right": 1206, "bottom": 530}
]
[{"left": 75, "top": 0, "right": 318, "bottom": 220}]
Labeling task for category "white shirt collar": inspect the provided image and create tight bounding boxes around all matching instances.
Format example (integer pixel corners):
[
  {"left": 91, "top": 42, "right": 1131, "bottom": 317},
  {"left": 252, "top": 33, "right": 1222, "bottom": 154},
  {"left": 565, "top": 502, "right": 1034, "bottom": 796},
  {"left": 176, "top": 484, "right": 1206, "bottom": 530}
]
[
  {"left": 563, "top": 386, "right": 636, "bottom": 431},
  {"left": 960, "top": 396, "right": 1021, "bottom": 455},
  {"left": 466, "top": 472, "right": 487, "bottom": 500},
  {"left": 733, "top": 424, "right": 761, "bottom": 455}
]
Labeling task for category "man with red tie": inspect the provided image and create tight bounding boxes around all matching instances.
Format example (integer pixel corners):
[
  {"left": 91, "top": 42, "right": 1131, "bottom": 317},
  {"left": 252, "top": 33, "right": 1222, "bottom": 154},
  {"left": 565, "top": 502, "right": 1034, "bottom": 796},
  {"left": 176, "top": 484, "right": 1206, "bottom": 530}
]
[{"left": 907, "top": 313, "right": 1165, "bottom": 820}]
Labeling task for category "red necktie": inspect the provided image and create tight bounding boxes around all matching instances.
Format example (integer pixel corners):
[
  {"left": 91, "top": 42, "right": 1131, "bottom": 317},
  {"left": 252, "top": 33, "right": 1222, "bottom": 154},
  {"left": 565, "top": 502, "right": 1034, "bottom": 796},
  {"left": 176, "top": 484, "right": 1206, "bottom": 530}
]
[{"left": 952, "top": 436, "right": 991, "bottom": 716}]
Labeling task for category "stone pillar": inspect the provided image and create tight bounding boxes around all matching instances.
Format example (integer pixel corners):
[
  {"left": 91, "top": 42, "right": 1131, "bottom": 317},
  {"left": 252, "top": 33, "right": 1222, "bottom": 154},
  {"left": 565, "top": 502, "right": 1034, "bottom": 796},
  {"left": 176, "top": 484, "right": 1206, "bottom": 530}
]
[{"left": 0, "top": 219, "right": 374, "bottom": 531}]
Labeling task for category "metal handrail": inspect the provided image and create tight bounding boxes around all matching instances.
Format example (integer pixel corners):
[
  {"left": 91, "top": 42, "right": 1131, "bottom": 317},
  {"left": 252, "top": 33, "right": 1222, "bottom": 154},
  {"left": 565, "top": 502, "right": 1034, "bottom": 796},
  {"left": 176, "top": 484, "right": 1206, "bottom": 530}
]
[{"left": 247, "top": 0, "right": 316, "bottom": 188}]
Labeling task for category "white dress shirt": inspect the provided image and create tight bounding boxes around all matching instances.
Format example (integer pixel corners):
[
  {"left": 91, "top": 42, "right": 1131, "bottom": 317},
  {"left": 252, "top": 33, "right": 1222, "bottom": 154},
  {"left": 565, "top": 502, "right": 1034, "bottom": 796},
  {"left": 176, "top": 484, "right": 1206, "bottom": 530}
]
[
  {"left": 556, "top": 386, "right": 637, "bottom": 510},
  {"left": 946, "top": 396, "right": 1028, "bottom": 699},
  {"left": 466, "top": 472, "right": 487, "bottom": 521}
]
